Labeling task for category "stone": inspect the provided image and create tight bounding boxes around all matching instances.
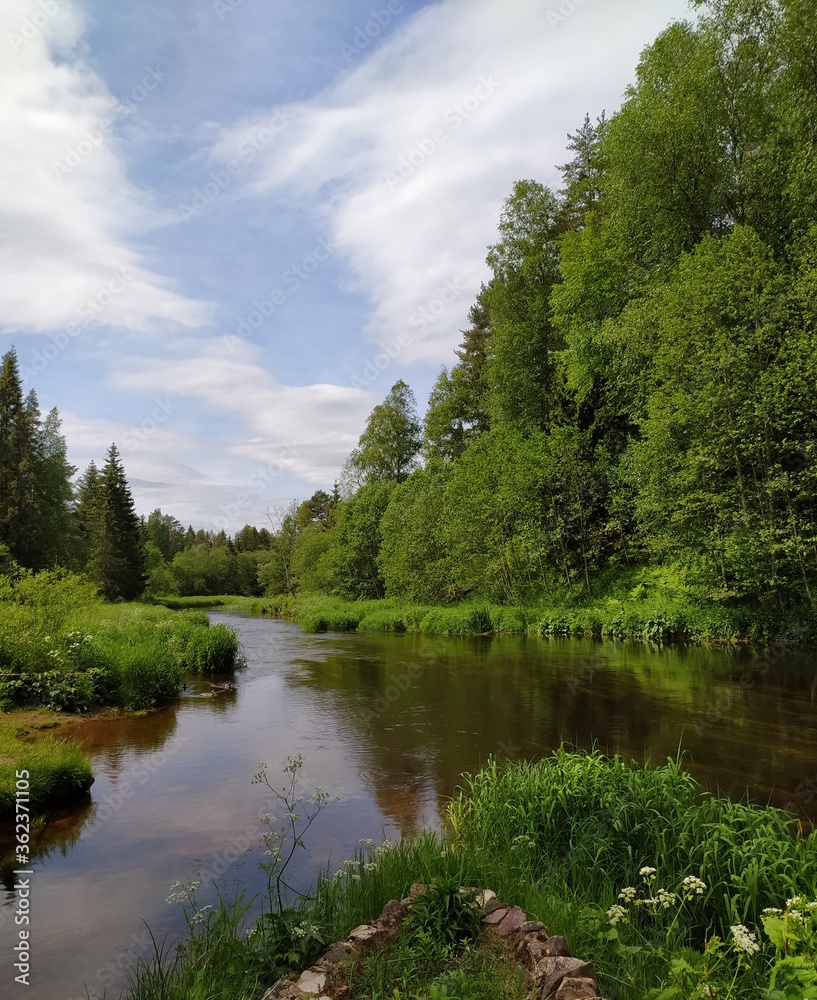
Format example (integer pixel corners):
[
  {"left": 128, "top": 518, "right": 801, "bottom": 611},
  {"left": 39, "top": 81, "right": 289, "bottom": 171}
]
[
  {"left": 542, "top": 935, "right": 569, "bottom": 956},
  {"left": 373, "top": 898, "right": 406, "bottom": 937},
  {"left": 321, "top": 940, "right": 357, "bottom": 965},
  {"left": 483, "top": 905, "right": 510, "bottom": 924},
  {"left": 519, "top": 920, "right": 549, "bottom": 936},
  {"left": 535, "top": 956, "right": 595, "bottom": 997},
  {"left": 553, "top": 977, "right": 599, "bottom": 1000},
  {"left": 483, "top": 898, "right": 508, "bottom": 916},
  {"left": 295, "top": 968, "right": 327, "bottom": 995},
  {"left": 475, "top": 888, "right": 497, "bottom": 907},
  {"left": 495, "top": 905, "right": 528, "bottom": 936},
  {"left": 347, "top": 923, "right": 378, "bottom": 943},
  {"left": 524, "top": 937, "right": 550, "bottom": 963}
]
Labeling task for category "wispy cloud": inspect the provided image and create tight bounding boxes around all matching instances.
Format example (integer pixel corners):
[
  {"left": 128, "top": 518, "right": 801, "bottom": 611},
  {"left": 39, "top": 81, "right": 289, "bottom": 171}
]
[
  {"left": 212, "top": 0, "right": 691, "bottom": 364},
  {"left": 0, "top": 0, "right": 212, "bottom": 336}
]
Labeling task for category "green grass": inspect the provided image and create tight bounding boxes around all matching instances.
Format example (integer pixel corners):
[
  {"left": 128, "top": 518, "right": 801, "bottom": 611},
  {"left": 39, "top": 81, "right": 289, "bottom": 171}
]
[
  {"left": 151, "top": 594, "right": 275, "bottom": 614},
  {"left": 0, "top": 712, "right": 93, "bottom": 817},
  {"left": 272, "top": 566, "right": 817, "bottom": 642},
  {"left": 0, "top": 571, "right": 245, "bottom": 713},
  {"left": 119, "top": 750, "right": 816, "bottom": 1000}
]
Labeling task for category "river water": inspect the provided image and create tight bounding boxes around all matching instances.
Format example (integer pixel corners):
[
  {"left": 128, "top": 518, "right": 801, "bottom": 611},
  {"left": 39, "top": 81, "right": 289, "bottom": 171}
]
[{"left": 1, "top": 613, "right": 817, "bottom": 999}]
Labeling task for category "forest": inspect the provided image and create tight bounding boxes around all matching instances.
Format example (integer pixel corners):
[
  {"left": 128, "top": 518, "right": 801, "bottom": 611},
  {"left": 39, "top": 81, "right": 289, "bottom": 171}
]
[{"left": 1, "top": 0, "right": 816, "bottom": 635}]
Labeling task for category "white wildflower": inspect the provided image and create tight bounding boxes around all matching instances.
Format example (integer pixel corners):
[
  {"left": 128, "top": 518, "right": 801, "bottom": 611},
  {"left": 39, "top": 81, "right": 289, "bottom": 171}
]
[
  {"left": 682, "top": 876, "right": 707, "bottom": 896},
  {"left": 607, "top": 904, "right": 627, "bottom": 926},
  {"left": 639, "top": 866, "right": 657, "bottom": 879},
  {"left": 618, "top": 886, "right": 637, "bottom": 902},
  {"left": 656, "top": 889, "right": 676, "bottom": 909},
  {"left": 730, "top": 924, "right": 760, "bottom": 955},
  {"left": 191, "top": 905, "right": 212, "bottom": 924}
]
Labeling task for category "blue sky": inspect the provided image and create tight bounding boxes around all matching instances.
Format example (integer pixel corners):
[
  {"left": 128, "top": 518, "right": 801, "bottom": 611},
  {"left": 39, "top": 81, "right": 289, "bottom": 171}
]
[{"left": 1, "top": 0, "right": 691, "bottom": 531}]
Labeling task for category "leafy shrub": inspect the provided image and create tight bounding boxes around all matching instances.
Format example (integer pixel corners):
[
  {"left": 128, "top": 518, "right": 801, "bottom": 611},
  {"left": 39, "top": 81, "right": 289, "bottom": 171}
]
[
  {"left": 0, "top": 666, "right": 119, "bottom": 713},
  {"left": 403, "top": 881, "right": 482, "bottom": 950}
]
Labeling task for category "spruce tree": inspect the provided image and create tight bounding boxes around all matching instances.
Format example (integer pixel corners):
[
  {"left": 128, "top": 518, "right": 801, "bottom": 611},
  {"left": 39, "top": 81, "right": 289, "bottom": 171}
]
[{"left": 85, "top": 445, "right": 146, "bottom": 600}]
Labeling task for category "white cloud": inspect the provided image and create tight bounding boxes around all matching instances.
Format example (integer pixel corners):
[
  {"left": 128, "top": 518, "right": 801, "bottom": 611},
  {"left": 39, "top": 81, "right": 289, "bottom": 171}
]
[
  {"left": 213, "top": 0, "right": 691, "bottom": 364},
  {"left": 0, "top": 0, "right": 212, "bottom": 336},
  {"left": 103, "top": 338, "right": 374, "bottom": 525}
]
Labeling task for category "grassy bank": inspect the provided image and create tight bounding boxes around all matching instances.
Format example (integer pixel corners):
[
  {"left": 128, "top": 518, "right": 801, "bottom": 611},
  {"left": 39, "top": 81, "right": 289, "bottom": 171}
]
[
  {"left": 0, "top": 711, "right": 93, "bottom": 817},
  {"left": 0, "top": 571, "right": 245, "bottom": 714},
  {"left": 0, "top": 571, "right": 245, "bottom": 816},
  {"left": 122, "top": 751, "right": 817, "bottom": 1000},
  {"left": 152, "top": 594, "right": 275, "bottom": 614},
  {"left": 271, "top": 568, "right": 817, "bottom": 643}
]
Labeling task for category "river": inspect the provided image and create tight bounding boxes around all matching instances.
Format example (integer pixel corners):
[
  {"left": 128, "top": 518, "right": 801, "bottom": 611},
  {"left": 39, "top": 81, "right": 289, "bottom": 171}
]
[{"left": 1, "top": 612, "right": 816, "bottom": 999}]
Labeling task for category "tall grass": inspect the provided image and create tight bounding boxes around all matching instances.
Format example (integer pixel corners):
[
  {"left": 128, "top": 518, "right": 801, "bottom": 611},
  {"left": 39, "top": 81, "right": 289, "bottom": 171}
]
[
  {"left": 0, "top": 722, "right": 92, "bottom": 816},
  {"left": 447, "top": 750, "right": 817, "bottom": 937},
  {"left": 119, "top": 752, "right": 815, "bottom": 1000},
  {"left": 274, "top": 563, "right": 817, "bottom": 642},
  {"left": 0, "top": 571, "right": 245, "bottom": 712}
]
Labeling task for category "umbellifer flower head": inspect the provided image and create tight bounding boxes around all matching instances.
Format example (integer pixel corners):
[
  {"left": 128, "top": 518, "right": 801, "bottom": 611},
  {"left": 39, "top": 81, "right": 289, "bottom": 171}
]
[{"left": 730, "top": 924, "right": 760, "bottom": 955}]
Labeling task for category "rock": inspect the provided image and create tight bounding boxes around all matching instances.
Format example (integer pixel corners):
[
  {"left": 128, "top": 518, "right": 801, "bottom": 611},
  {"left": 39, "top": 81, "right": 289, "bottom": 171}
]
[
  {"left": 542, "top": 935, "right": 569, "bottom": 956},
  {"left": 553, "top": 977, "right": 599, "bottom": 999},
  {"left": 483, "top": 898, "right": 508, "bottom": 916},
  {"left": 475, "top": 888, "right": 497, "bottom": 907},
  {"left": 347, "top": 924, "right": 378, "bottom": 944},
  {"left": 373, "top": 899, "right": 406, "bottom": 938},
  {"left": 320, "top": 940, "right": 357, "bottom": 965},
  {"left": 295, "top": 969, "right": 327, "bottom": 995},
  {"left": 535, "top": 956, "right": 595, "bottom": 996},
  {"left": 519, "top": 920, "right": 549, "bottom": 936},
  {"left": 524, "top": 937, "right": 551, "bottom": 963},
  {"left": 495, "top": 905, "right": 528, "bottom": 936},
  {"left": 483, "top": 905, "right": 510, "bottom": 924}
]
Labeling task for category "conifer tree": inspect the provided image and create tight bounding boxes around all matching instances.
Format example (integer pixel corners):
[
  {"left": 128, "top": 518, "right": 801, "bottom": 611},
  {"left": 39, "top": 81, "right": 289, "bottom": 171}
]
[{"left": 84, "top": 445, "right": 146, "bottom": 600}]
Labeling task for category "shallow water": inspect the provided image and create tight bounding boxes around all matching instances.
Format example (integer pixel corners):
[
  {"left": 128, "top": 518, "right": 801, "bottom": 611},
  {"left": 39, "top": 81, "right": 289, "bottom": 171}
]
[{"left": 1, "top": 614, "right": 816, "bottom": 998}]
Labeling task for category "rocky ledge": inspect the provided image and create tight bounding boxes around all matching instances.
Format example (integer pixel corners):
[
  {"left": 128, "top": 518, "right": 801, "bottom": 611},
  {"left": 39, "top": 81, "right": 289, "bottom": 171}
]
[{"left": 262, "top": 884, "right": 602, "bottom": 1000}]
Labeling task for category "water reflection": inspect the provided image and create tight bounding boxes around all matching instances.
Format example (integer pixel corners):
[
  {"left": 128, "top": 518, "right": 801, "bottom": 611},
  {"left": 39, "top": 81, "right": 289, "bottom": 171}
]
[
  {"left": 0, "top": 615, "right": 815, "bottom": 1000},
  {"left": 282, "top": 630, "right": 817, "bottom": 822}
]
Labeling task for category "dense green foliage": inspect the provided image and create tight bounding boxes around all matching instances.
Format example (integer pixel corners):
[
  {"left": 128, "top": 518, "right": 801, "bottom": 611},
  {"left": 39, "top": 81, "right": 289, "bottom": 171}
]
[
  {"left": 0, "top": 570, "right": 243, "bottom": 713},
  {"left": 249, "top": 0, "right": 817, "bottom": 634}
]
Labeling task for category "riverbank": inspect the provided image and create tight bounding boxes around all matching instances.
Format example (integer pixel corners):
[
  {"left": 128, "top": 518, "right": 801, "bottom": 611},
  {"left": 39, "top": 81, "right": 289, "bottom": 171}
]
[
  {"left": 122, "top": 751, "right": 817, "bottom": 1000},
  {"left": 0, "top": 710, "right": 94, "bottom": 817},
  {"left": 268, "top": 585, "right": 817, "bottom": 643},
  {"left": 0, "top": 570, "right": 245, "bottom": 817}
]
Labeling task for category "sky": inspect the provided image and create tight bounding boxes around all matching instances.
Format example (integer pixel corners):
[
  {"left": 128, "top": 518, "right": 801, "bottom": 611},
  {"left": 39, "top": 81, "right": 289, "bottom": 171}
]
[{"left": 1, "top": 0, "right": 692, "bottom": 532}]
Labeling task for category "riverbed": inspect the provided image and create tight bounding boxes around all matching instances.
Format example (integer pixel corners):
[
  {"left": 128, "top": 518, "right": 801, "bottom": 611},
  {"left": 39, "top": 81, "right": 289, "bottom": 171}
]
[{"left": 1, "top": 613, "right": 816, "bottom": 999}]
